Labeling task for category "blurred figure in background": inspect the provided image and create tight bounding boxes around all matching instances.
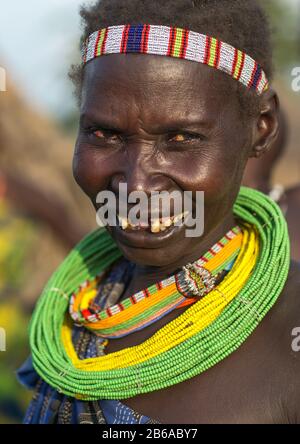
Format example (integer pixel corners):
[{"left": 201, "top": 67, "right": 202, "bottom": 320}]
[
  {"left": 0, "top": 78, "right": 94, "bottom": 308},
  {"left": 243, "top": 109, "right": 300, "bottom": 261},
  {"left": 0, "top": 171, "right": 86, "bottom": 250},
  {"left": 0, "top": 75, "right": 94, "bottom": 423}
]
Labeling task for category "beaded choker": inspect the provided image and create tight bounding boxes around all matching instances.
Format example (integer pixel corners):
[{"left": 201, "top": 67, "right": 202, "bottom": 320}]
[
  {"left": 69, "top": 226, "right": 242, "bottom": 339},
  {"left": 82, "top": 24, "right": 269, "bottom": 95},
  {"left": 29, "top": 187, "right": 290, "bottom": 400}
]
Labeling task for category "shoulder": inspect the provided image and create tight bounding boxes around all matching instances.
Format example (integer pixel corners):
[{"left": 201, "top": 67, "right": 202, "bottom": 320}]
[
  {"left": 268, "top": 260, "right": 300, "bottom": 346},
  {"left": 262, "top": 261, "right": 300, "bottom": 334},
  {"left": 284, "top": 187, "right": 300, "bottom": 262},
  {"left": 262, "top": 260, "right": 300, "bottom": 353},
  {"left": 275, "top": 259, "right": 300, "bottom": 308},
  {"left": 286, "top": 185, "right": 300, "bottom": 205},
  {"left": 277, "top": 260, "right": 300, "bottom": 319},
  {"left": 266, "top": 260, "right": 300, "bottom": 422}
]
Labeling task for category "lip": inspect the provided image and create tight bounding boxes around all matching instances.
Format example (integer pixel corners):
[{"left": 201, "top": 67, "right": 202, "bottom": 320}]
[{"left": 111, "top": 218, "right": 188, "bottom": 249}]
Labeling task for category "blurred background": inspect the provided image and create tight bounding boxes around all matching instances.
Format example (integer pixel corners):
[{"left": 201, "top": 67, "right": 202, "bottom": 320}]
[{"left": 0, "top": 0, "right": 299, "bottom": 424}]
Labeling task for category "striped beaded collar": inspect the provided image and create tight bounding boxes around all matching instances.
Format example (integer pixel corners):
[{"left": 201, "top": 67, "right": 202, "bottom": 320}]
[{"left": 69, "top": 225, "right": 242, "bottom": 339}]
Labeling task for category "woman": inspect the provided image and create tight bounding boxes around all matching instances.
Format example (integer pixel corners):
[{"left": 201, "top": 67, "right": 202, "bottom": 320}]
[{"left": 18, "top": 0, "right": 300, "bottom": 424}]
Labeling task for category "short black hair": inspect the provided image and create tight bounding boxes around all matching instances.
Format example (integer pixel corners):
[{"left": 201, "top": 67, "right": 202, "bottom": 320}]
[{"left": 70, "top": 0, "right": 273, "bottom": 116}]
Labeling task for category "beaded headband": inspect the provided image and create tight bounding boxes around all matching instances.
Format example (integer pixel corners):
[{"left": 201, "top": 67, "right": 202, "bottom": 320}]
[{"left": 82, "top": 24, "right": 269, "bottom": 95}]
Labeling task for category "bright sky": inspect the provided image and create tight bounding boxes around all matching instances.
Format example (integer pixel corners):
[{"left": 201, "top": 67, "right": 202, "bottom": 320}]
[
  {"left": 0, "top": 0, "right": 93, "bottom": 118},
  {"left": 0, "top": 0, "right": 299, "bottom": 118}
]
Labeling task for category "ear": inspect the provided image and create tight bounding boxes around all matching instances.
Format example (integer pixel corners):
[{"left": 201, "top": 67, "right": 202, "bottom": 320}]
[{"left": 250, "top": 88, "right": 280, "bottom": 159}]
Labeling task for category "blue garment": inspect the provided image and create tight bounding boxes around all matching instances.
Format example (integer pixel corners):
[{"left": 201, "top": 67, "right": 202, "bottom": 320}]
[
  {"left": 17, "top": 356, "right": 156, "bottom": 424},
  {"left": 17, "top": 257, "right": 158, "bottom": 424}
]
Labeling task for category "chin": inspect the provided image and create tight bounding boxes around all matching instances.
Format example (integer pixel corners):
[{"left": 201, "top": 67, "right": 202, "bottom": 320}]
[
  {"left": 106, "top": 221, "right": 190, "bottom": 267},
  {"left": 116, "top": 242, "right": 175, "bottom": 267}
]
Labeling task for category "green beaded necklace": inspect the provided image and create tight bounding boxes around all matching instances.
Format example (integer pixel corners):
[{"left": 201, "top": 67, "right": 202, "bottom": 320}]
[{"left": 29, "top": 187, "right": 290, "bottom": 399}]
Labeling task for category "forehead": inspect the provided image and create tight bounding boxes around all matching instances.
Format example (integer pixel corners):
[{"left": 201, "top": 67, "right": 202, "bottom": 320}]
[{"left": 81, "top": 54, "right": 238, "bottom": 125}]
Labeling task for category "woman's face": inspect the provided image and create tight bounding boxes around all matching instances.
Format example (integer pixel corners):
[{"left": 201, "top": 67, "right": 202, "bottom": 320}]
[{"left": 74, "top": 54, "right": 254, "bottom": 266}]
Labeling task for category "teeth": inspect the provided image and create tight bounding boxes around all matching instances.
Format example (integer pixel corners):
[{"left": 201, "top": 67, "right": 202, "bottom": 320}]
[
  {"left": 174, "top": 211, "right": 190, "bottom": 224},
  {"left": 173, "top": 212, "right": 185, "bottom": 223},
  {"left": 159, "top": 223, "right": 167, "bottom": 231},
  {"left": 118, "top": 215, "right": 129, "bottom": 230},
  {"left": 118, "top": 212, "right": 190, "bottom": 231},
  {"left": 173, "top": 214, "right": 181, "bottom": 223},
  {"left": 121, "top": 218, "right": 129, "bottom": 230},
  {"left": 151, "top": 219, "right": 161, "bottom": 233},
  {"left": 161, "top": 217, "right": 172, "bottom": 227}
]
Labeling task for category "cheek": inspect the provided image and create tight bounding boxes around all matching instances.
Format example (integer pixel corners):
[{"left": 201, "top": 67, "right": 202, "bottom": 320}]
[
  {"left": 170, "top": 143, "right": 244, "bottom": 229},
  {"left": 72, "top": 142, "right": 117, "bottom": 199},
  {"left": 172, "top": 147, "right": 244, "bottom": 200}
]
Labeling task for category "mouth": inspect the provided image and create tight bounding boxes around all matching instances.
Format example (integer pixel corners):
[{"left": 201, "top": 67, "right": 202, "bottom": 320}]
[
  {"left": 117, "top": 211, "right": 190, "bottom": 233},
  {"left": 110, "top": 211, "right": 192, "bottom": 249}
]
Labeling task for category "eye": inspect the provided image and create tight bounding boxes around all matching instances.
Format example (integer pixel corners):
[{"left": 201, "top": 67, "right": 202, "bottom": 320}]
[
  {"left": 94, "top": 129, "right": 105, "bottom": 139},
  {"left": 168, "top": 132, "right": 205, "bottom": 143},
  {"left": 170, "top": 134, "right": 186, "bottom": 142},
  {"left": 93, "top": 129, "right": 120, "bottom": 142}
]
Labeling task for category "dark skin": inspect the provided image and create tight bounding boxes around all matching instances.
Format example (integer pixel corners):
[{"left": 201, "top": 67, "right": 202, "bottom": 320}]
[
  {"left": 284, "top": 185, "right": 300, "bottom": 261},
  {"left": 242, "top": 109, "right": 288, "bottom": 194},
  {"left": 243, "top": 111, "right": 300, "bottom": 261},
  {"left": 73, "top": 54, "right": 300, "bottom": 423}
]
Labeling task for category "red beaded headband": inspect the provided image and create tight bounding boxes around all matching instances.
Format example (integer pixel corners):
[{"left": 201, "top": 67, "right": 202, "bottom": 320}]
[
  {"left": 82, "top": 24, "right": 269, "bottom": 95},
  {"left": 83, "top": 25, "right": 269, "bottom": 95}
]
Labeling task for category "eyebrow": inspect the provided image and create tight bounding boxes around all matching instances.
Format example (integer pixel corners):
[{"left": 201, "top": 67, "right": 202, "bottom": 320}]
[
  {"left": 79, "top": 112, "right": 215, "bottom": 134},
  {"left": 79, "top": 113, "right": 124, "bottom": 133}
]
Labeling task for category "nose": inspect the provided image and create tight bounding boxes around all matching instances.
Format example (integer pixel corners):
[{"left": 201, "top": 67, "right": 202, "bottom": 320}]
[{"left": 111, "top": 141, "right": 171, "bottom": 198}]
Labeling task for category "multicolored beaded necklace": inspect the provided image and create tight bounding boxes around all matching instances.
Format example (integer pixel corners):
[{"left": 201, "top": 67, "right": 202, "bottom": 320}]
[
  {"left": 29, "top": 187, "right": 290, "bottom": 400},
  {"left": 69, "top": 226, "right": 242, "bottom": 339}
]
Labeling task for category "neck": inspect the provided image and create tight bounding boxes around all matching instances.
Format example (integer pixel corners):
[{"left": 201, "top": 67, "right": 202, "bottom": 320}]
[
  {"left": 126, "top": 210, "right": 237, "bottom": 294},
  {"left": 244, "top": 176, "right": 271, "bottom": 195}
]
